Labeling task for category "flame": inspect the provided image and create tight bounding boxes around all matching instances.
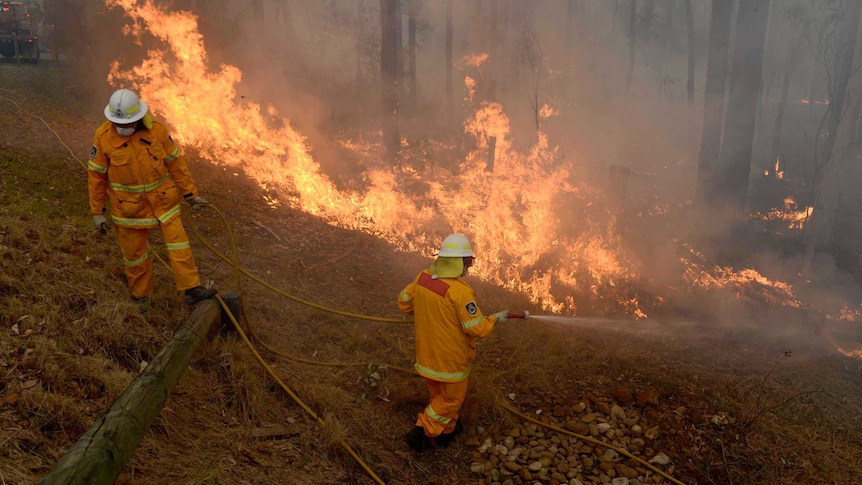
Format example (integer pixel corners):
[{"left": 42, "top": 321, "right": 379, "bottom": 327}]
[
  {"left": 102, "top": 1, "right": 829, "bottom": 322},
  {"left": 681, "top": 244, "right": 802, "bottom": 309},
  {"left": 749, "top": 196, "right": 812, "bottom": 230},
  {"left": 539, "top": 104, "right": 559, "bottom": 118},
  {"left": 458, "top": 53, "right": 488, "bottom": 69},
  {"left": 464, "top": 76, "right": 477, "bottom": 103}
]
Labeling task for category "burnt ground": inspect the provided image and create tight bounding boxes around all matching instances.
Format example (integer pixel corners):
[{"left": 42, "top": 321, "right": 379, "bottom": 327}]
[{"left": 1, "top": 61, "right": 862, "bottom": 485}]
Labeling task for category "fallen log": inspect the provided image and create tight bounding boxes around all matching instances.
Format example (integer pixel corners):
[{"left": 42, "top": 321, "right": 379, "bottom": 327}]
[{"left": 39, "top": 299, "right": 221, "bottom": 485}]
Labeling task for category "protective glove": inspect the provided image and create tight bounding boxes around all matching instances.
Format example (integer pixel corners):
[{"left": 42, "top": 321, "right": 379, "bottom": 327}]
[
  {"left": 492, "top": 310, "right": 509, "bottom": 324},
  {"left": 93, "top": 214, "right": 110, "bottom": 234},
  {"left": 188, "top": 196, "right": 210, "bottom": 210}
]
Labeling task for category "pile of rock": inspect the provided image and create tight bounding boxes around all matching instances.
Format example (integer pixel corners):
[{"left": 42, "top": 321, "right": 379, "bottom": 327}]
[{"left": 467, "top": 391, "right": 678, "bottom": 485}]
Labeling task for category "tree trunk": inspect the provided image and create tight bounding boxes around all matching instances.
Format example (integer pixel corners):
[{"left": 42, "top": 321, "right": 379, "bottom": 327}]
[
  {"left": 685, "top": 0, "right": 696, "bottom": 161},
  {"left": 380, "top": 0, "right": 401, "bottom": 156},
  {"left": 487, "top": 0, "right": 499, "bottom": 102},
  {"left": 565, "top": 0, "right": 576, "bottom": 105},
  {"left": 696, "top": 0, "right": 733, "bottom": 204},
  {"left": 770, "top": 32, "right": 804, "bottom": 171},
  {"left": 803, "top": 5, "right": 862, "bottom": 274},
  {"left": 626, "top": 0, "right": 637, "bottom": 92},
  {"left": 706, "top": 0, "right": 771, "bottom": 213},
  {"left": 274, "top": 0, "right": 295, "bottom": 57},
  {"left": 822, "top": 0, "right": 862, "bottom": 160},
  {"left": 501, "top": 0, "right": 516, "bottom": 98},
  {"left": 407, "top": 0, "right": 418, "bottom": 113},
  {"left": 39, "top": 301, "right": 221, "bottom": 485},
  {"left": 445, "top": 0, "right": 453, "bottom": 125},
  {"left": 685, "top": 0, "right": 695, "bottom": 107},
  {"left": 356, "top": 0, "right": 364, "bottom": 87},
  {"left": 251, "top": 0, "right": 264, "bottom": 34}
]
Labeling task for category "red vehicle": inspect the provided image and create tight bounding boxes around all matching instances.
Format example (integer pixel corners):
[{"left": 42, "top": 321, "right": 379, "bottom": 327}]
[{"left": 0, "top": 1, "right": 38, "bottom": 63}]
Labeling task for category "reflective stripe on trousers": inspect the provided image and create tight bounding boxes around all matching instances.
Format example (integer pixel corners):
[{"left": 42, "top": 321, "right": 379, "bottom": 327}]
[
  {"left": 115, "top": 215, "right": 201, "bottom": 298},
  {"left": 416, "top": 377, "right": 468, "bottom": 437}
]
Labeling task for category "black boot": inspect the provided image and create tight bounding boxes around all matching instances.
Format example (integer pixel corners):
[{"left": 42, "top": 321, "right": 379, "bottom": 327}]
[
  {"left": 435, "top": 421, "right": 463, "bottom": 448},
  {"left": 132, "top": 295, "right": 150, "bottom": 313},
  {"left": 185, "top": 285, "right": 217, "bottom": 305},
  {"left": 403, "top": 426, "right": 432, "bottom": 452}
]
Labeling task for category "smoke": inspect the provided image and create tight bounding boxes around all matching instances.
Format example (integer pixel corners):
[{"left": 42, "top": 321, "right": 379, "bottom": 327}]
[{"left": 49, "top": 0, "right": 862, "bottom": 349}]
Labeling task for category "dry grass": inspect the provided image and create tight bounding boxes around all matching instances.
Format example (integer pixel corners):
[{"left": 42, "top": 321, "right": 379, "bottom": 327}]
[{"left": 3, "top": 63, "right": 862, "bottom": 485}]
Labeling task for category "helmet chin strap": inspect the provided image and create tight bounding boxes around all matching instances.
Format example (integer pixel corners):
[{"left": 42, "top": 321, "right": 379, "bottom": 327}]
[{"left": 116, "top": 126, "right": 136, "bottom": 137}]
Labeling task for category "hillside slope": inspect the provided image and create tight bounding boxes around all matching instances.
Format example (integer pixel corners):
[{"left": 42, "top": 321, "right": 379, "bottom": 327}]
[{"left": 1, "top": 62, "right": 862, "bottom": 485}]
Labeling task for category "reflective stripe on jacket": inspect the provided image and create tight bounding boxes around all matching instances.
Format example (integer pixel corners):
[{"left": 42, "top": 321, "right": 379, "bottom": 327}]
[
  {"left": 88, "top": 120, "right": 198, "bottom": 229},
  {"left": 398, "top": 269, "right": 498, "bottom": 382}
]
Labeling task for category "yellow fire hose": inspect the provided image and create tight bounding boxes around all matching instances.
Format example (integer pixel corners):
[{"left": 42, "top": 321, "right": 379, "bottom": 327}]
[
  {"left": 2, "top": 90, "right": 687, "bottom": 484},
  {"left": 183, "top": 205, "right": 686, "bottom": 485}
]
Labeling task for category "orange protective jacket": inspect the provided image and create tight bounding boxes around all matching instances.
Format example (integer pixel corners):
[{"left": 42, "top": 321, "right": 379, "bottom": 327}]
[
  {"left": 398, "top": 269, "right": 500, "bottom": 382},
  {"left": 88, "top": 120, "right": 199, "bottom": 229}
]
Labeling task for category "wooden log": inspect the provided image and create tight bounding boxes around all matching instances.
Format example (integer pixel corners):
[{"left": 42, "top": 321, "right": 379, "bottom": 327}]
[
  {"left": 486, "top": 136, "right": 497, "bottom": 173},
  {"left": 39, "top": 299, "right": 221, "bottom": 485}
]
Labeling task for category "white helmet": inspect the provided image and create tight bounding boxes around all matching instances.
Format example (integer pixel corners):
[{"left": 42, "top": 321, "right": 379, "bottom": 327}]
[
  {"left": 104, "top": 88, "right": 148, "bottom": 124},
  {"left": 437, "top": 234, "right": 474, "bottom": 257}
]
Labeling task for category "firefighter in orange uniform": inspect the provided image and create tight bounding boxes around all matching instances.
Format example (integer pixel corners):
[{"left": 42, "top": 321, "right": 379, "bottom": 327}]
[
  {"left": 398, "top": 233, "right": 509, "bottom": 452},
  {"left": 88, "top": 88, "right": 217, "bottom": 308}
]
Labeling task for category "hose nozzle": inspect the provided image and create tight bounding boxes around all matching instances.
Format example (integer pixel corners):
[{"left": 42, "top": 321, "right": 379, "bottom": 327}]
[{"left": 507, "top": 311, "right": 530, "bottom": 319}]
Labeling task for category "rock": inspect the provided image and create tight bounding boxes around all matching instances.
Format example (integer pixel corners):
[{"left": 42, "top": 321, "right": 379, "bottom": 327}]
[
  {"left": 565, "top": 420, "right": 590, "bottom": 434},
  {"left": 504, "top": 436, "right": 515, "bottom": 449},
  {"left": 529, "top": 461, "right": 543, "bottom": 471},
  {"left": 594, "top": 401, "right": 611, "bottom": 415},
  {"left": 611, "top": 478, "right": 630, "bottom": 485},
  {"left": 613, "top": 387, "right": 634, "bottom": 405},
  {"left": 636, "top": 388, "right": 660, "bottom": 406},
  {"left": 581, "top": 413, "right": 598, "bottom": 423},
  {"left": 649, "top": 452, "right": 670, "bottom": 465},
  {"left": 503, "top": 461, "right": 521, "bottom": 472},
  {"left": 610, "top": 404, "right": 627, "bottom": 421},
  {"left": 644, "top": 426, "right": 661, "bottom": 440},
  {"left": 616, "top": 463, "right": 639, "bottom": 479},
  {"left": 470, "top": 462, "right": 484, "bottom": 473}
]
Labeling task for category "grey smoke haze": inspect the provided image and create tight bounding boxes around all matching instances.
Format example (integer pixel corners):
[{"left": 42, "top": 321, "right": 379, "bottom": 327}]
[{"left": 39, "top": 0, "right": 862, "bottom": 349}]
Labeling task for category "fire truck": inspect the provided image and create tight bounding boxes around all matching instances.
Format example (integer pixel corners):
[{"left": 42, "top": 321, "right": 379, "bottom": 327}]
[{"left": 0, "top": 1, "right": 38, "bottom": 63}]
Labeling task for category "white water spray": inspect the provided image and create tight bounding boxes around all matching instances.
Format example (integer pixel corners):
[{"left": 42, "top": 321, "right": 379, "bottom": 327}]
[{"left": 528, "top": 315, "right": 699, "bottom": 339}]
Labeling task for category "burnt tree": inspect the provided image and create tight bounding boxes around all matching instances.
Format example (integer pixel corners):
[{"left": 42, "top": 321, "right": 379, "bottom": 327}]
[
  {"left": 445, "top": 0, "right": 453, "bottom": 124},
  {"left": 380, "top": 0, "right": 401, "bottom": 156},
  {"left": 803, "top": 3, "right": 862, "bottom": 272},
  {"left": 626, "top": 0, "right": 638, "bottom": 92},
  {"left": 706, "top": 0, "right": 771, "bottom": 213},
  {"left": 696, "top": 0, "right": 733, "bottom": 204}
]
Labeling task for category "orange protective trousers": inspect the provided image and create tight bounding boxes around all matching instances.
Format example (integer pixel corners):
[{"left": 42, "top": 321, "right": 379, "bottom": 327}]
[
  {"left": 115, "top": 216, "right": 201, "bottom": 299},
  {"left": 416, "top": 378, "right": 468, "bottom": 437}
]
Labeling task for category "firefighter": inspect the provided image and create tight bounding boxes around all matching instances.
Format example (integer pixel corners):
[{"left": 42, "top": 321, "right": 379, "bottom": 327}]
[
  {"left": 88, "top": 88, "right": 217, "bottom": 308},
  {"left": 397, "top": 233, "right": 509, "bottom": 452}
]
